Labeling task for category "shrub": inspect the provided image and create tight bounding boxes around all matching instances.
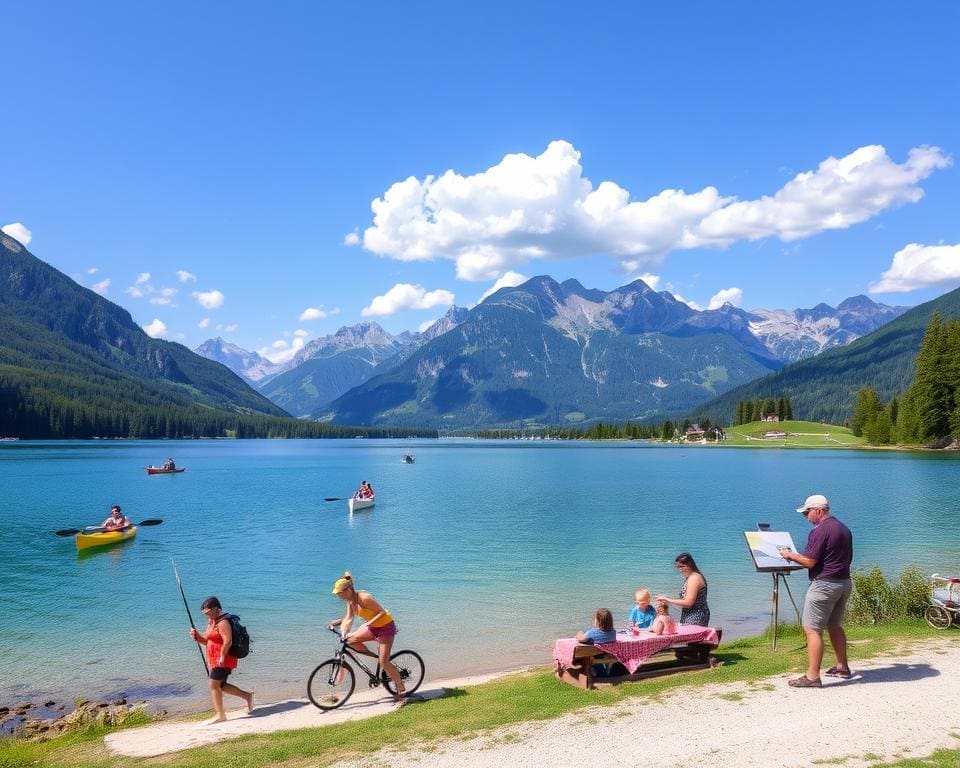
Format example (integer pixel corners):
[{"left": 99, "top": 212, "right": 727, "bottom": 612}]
[{"left": 849, "top": 565, "right": 931, "bottom": 624}]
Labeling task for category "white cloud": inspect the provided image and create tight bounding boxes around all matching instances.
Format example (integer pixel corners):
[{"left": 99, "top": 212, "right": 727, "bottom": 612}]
[
  {"left": 696, "top": 145, "right": 951, "bottom": 244},
  {"left": 135, "top": 272, "right": 151, "bottom": 285},
  {"left": 149, "top": 296, "right": 175, "bottom": 306},
  {"left": 1, "top": 222, "right": 32, "bottom": 245},
  {"left": 344, "top": 231, "right": 360, "bottom": 246},
  {"left": 198, "top": 318, "right": 211, "bottom": 329},
  {"left": 869, "top": 243, "right": 960, "bottom": 293},
  {"left": 192, "top": 289, "right": 225, "bottom": 309},
  {"left": 176, "top": 270, "right": 197, "bottom": 283},
  {"left": 91, "top": 278, "right": 111, "bottom": 296},
  {"left": 361, "top": 283, "right": 455, "bottom": 317},
  {"left": 87, "top": 267, "right": 99, "bottom": 275},
  {"left": 299, "top": 306, "right": 329, "bottom": 321},
  {"left": 224, "top": 323, "right": 238, "bottom": 332},
  {"left": 707, "top": 287, "right": 743, "bottom": 310},
  {"left": 352, "top": 141, "right": 950, "bottom": 279},
  {"left": 126, "top": 286, "right": 145, "bottom": 298},
  {"left": 478, "top": 271, "right": 528, "bottom": 304},
  {"left": 143, "top": 318, "right": 168, "bottom": 338},
  {"left": 636, "top": 273, "right": 660, "bottom": 290},
  {"left": 672, "top": 293, "right": 703, "bottom": 311},
  {"left": 258, "top": 331, "right": 308, "bottom": 364},
  {"left": 418, "top": 318, "right": 439, "bottom": 332}
]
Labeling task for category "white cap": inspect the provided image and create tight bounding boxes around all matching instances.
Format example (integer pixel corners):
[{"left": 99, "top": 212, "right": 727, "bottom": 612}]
[{"left": 796, "top": 494, "right": 829, "bottom": 514}]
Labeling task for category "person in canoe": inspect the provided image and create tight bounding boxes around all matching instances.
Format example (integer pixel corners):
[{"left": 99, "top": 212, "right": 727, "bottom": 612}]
[
  {"left": 189, "top": 596, "right": 254, "bottom": 724},
  {"left": 101, "top": 505, "right": 132, "bottom": 531},
  {"left": 163, "top": 458, "right": 176, "bottom": 470},
  {"left": 353, "top": 481, "right": 374, "bottom": 500}
]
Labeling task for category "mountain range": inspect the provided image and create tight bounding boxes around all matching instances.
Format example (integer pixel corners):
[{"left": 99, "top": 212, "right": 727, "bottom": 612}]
[
  {"left": 197, "top": 281, "right": 903, "bottom": 426},
  {"left": 310, "top": 277, "right": 904, "bottom": 428},
  {"left": 693, "top": 283, "right": 960, "bottom": 425}
]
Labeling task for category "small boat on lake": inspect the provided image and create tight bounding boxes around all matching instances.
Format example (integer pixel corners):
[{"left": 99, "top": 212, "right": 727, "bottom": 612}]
[
  {"left": 146, "top": 466, "right": 185, "bottom": 475},
  {"left": 348, "top": 497, "right": 375, "bottom": 513},
  {"left": 402, "top": 454, "right": 415, "bottom": 464},
  {"left": 76, "top": 526, "right": 137, "bottom": 552}
]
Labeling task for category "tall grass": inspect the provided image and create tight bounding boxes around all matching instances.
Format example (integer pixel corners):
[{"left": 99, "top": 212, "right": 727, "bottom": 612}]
[{"left": 849, "top": 566, "right": 931, "bottom": 625}]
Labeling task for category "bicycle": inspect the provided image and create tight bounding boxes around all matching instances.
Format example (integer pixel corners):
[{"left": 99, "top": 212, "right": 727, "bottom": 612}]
[{"left": 307, "top": 627, "right": 426, "bottom": 710}]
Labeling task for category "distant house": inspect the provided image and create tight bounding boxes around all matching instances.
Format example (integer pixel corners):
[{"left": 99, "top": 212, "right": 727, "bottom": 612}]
[
  {"left": 762, "top": 430, "right": 787, "bottom": 439},
  {"left": 761, "top": 413, "right": 780, "bottom": 422},
  {"left": 685, "top": 424, "right": 705, "bottom": 441}
]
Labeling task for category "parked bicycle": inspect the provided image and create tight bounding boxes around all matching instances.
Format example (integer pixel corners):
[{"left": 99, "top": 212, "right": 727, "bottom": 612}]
[{"left": 307, "top": 627, "right": 425, "bottom": 710}]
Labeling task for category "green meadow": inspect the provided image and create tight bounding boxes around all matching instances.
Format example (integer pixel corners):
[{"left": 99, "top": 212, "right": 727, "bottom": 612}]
[{"left": 723, "top": 420, "right": 867, "bottom": 448}]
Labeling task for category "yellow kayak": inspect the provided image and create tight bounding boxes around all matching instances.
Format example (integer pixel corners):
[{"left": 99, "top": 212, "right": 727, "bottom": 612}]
[{"left": 76, "top": 526, "right": 137, "bottom": 551}]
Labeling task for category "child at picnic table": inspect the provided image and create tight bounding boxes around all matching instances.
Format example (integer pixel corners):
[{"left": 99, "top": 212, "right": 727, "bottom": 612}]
[
  {"left": 628, "top": 588, "right": 657, "bottom": 630},
  {"left": 650, "top": 600, "right": 677, "bottom": 636},
  {"left": 576, "top": 608, "right": 622, "bottom": 678}
]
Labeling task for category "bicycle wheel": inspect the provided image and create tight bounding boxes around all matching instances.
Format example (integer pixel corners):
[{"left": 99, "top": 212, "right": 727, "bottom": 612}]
[
  {"left": 307, "top": 659, "right": 356, "bottom": 710},
  {"left": 382, "top": 650, "right": 425, "bottom": 696},
  {"left": 925, "top": 605, "right": 952, "bottom": 630}
]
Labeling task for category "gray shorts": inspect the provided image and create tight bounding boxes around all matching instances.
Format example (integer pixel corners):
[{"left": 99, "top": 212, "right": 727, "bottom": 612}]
[{"left": 802, "top": 578, "right": 852, "bottom": 630}]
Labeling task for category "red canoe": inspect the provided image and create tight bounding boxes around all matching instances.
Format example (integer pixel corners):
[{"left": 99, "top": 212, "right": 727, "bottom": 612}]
[{"left": 146, "top": 466, "right": 185, "bottom": 475}]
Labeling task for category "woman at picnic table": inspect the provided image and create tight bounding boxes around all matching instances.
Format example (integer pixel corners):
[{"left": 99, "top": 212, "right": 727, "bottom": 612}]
[{"left": 656, "top": 551, "right": 710, "bottom": 626}]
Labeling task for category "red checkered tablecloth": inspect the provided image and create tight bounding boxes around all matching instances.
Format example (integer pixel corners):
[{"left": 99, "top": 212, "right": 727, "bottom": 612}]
[{"left": 553, "top": 625, "right": 720, "bottom": 674}]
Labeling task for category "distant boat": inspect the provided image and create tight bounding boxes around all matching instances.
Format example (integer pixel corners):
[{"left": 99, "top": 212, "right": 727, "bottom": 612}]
[
  {"left": 402, "top": 454, "right": 415, "bottom": 464},
  {"left": 348, "top": 497, "right": 375, "bottom": 513},
  {"left": 0, "top": 437, "right": 19, "bottom": 442},
  {"left": 146, "top": 466, "right": 185, "bottom": 475}
]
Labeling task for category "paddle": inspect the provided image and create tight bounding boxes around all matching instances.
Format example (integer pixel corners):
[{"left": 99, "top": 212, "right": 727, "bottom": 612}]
[
  {"left": 324, "top": 497, "right": 350, "bottom": 502},
  {"left": 55, "top": 518, "right": 164, "bottom": 536},
  {"left": 172, "top": 559, "right": 209, "bottom": 675}
]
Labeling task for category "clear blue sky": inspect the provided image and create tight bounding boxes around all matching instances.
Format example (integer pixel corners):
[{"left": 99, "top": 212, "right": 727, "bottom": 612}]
[{"left": 3, "top": 1, "right": 958, "bottom": 362}]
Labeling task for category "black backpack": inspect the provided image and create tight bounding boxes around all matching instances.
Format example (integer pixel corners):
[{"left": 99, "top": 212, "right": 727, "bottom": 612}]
[{"left": 222, "top": 614, "right": 251, "bottom": 658}]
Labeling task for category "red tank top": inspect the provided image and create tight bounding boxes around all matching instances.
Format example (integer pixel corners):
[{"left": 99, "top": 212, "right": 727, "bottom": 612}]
[{"left": 206, "top": 619, "right": 238, "bottom": 669}]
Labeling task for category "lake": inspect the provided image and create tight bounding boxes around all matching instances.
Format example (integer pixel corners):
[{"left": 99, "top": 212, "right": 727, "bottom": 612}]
[{"left": 1, "top": 439, "right": 957, "bottom": 713}]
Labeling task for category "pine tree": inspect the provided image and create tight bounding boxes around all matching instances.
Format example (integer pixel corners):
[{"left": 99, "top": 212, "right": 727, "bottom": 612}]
[{"left": 851, "top": 387, "right": 883, "bottom": 437}]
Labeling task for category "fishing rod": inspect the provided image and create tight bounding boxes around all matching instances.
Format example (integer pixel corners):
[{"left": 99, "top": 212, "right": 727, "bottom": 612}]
[{"left": 172, "top": 559, "right": 209, "bottom": 675}]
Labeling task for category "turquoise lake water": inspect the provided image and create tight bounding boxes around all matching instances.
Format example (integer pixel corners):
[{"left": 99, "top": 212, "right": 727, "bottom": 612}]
[{"left": 1, "top": 439, "right": 958, "bottom": 713}]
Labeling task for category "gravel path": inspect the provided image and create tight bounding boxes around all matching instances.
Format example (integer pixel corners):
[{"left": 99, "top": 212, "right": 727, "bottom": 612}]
[{"left": 109, "top": 642, "right": 960, "bottom": 767}]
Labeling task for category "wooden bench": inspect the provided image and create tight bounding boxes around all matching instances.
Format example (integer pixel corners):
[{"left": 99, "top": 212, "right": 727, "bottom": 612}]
[{"left": 554, "top": 629, "right": 722, "bottom": 690}]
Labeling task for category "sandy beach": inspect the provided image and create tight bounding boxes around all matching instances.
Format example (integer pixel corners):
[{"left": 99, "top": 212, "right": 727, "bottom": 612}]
[{"left": 106, "top": 640, "right": 960, "bottom": 767}]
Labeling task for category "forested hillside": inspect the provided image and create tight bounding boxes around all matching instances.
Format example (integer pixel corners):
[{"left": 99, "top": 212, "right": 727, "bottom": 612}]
[
  {"left": 0, "top": 234, "right": 436, "bottom": 439},
  {"left": 691, "top": 285, "right": 960, "bottom": 426}
]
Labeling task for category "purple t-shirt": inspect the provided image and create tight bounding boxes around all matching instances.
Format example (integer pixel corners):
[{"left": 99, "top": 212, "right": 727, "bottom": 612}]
[{"left": 803, "top": 515, "right": 853, "bottom": 580}]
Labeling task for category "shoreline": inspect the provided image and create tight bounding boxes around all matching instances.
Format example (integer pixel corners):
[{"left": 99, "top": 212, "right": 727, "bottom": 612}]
[{"left": 103, "top": 636, "right": 960, "bottom": 762}]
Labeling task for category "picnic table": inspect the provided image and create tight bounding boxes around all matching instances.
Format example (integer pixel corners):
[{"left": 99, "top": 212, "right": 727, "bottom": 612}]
[{"left": 553, "top": 625, "right": 722, "bottom": 689}]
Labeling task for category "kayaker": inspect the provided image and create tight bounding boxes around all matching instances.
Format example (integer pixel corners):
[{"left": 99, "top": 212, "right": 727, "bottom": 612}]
[
  {"left": 328, "top": 572, "right": 406, "bottom": 704},
  {"left": 189, "top": 596, "right": 254, "bottom": 724},
  {"left": 101, "top": 505, "right": 131, "bottom": 531}
]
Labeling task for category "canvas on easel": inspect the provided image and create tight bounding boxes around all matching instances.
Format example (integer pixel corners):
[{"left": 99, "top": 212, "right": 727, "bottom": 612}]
[{"left": 744, "top": 530, "right": 805, "bottom": 572}]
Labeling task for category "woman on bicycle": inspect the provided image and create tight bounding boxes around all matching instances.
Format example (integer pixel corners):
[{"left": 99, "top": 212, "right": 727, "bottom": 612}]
[{"left": 328, "top": 572, "right": 406, "bottom": 703}]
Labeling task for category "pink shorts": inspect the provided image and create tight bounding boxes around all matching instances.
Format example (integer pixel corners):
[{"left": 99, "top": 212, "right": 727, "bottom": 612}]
[{"left": 369, "top": 621, "right": 397, "bottom": 639}]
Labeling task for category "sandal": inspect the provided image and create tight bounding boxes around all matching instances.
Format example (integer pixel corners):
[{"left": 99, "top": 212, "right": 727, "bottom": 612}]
[
  {"left": 788, "top": 675, "right": 822, "bottom": 688},
  {"left": 825, "top": 665, "right": 852, "bottom": 679}
]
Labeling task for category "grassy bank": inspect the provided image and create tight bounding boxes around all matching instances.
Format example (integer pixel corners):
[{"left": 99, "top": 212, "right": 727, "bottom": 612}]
[
  {"left": 724, "top": 420, "right": 867, "bottom": 448},
  {"left": 1, "top": 620, "right": 954, "bottom": 768}
]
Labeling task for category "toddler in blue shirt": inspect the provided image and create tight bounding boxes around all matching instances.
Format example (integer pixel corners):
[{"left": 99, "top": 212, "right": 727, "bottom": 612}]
[{"left": 629, "top": 588, "right": 657, "bottom": 630}]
